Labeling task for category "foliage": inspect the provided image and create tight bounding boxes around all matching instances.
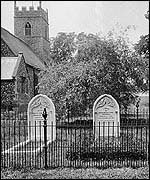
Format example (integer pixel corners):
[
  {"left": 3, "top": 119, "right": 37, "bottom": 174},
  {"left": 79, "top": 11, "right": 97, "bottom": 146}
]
[
  {"left": 39, "top": 27, "right": 148, "bottom": 118},
  {"left": 49, "top": 32, "right": 77, "bottom": 64},
  {"left": 134, "top": 10, "right": 149, "bottom": 89},
  {"left": 145, "top": 10, "right": 149, "bottom": 20},
  {"left": 66, "top": 146, "right": 147, "bottom": 162},
  {"left": 134, "top": 11, "right": 149, "bottom": 58},
  {"left": 135, "top": 34, "right": 149, "bottom": 59},
  {"left": 66, "top": 129, "right": 148, "bottom": 162}
]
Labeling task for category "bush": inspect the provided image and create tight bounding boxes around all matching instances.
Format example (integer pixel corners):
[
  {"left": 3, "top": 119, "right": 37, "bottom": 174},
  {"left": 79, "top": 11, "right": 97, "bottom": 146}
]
[
  {"left": 66, "top": 130, "right": 148, "bottom": 162},
  {"left": 66, "top": 143, "right": 147, "bottom": 162}
]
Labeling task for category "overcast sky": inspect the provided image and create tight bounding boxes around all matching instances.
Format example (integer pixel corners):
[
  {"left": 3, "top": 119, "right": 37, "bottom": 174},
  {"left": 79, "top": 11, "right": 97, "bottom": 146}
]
[{"left": 1, "top": 1, "right": 149, "bottom": 43}]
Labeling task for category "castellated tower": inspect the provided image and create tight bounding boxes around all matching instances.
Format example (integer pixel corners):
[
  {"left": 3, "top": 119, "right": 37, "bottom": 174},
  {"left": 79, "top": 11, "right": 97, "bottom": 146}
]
[{"left": 14, "top": 1, "right": 51, "bottom": 65}]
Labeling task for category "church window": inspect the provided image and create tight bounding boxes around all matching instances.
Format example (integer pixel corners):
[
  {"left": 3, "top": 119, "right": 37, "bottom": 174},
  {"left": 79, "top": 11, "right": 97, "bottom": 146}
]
[
  {"left": 21, "top": 76, "right": 26, "bottom": 93},
  {"left": 25, "top": 22, "right": 31, "bottom": 36},
  {"left": 26, "top": 79, "right": 28, "bottom": 94},
  {"left": 34, "top": 72, "right": 38, "bottom": 95},
  {"left": 45, "top": 26, "right": 48, "bottom": 40}
]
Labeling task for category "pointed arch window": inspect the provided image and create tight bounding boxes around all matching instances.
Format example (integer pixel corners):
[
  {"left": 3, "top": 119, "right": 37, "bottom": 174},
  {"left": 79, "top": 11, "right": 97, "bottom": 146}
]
[
  {"left": 25, "top": 22, "right": 31, "bottom": 36},
  {"left": 45, "top": 26, "right": 48, "bottom": 40},
  {"left": 20, "top": 76, "right": 26, "bottom": 93}
]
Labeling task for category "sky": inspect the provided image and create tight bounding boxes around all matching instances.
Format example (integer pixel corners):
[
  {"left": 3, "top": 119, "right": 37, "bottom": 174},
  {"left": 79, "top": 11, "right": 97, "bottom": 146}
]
[{"left": 1, "top": 1, "right": 149, "bottom": 44}]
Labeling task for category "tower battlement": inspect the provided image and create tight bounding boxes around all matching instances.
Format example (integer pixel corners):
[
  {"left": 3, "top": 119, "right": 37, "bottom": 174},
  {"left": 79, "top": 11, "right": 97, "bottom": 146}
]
[{"left": 14, "top": 2, "right": 48, "bottom": 22}]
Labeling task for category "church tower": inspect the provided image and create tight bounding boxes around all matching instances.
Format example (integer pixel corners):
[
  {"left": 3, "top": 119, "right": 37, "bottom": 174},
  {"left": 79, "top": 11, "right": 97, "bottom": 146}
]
[{"left": 14, "top": 1, "right": 50, "bottom": 65}]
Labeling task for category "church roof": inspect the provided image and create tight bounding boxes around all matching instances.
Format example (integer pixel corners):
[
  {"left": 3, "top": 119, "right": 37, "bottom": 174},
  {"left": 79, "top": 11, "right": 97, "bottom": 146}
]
[
  {"left": 1, "top": 57, "right": 19, "bottom": 80},
  {"left": 1, "top": 27, "right": 45, "bottom": 70}
]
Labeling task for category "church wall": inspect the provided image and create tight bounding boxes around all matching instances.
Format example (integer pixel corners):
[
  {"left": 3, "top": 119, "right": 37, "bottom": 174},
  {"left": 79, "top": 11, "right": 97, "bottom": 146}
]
[
  {"left": 14, "top": 55, "right": 31, "bottom": 110},
  {"left": 1, "top": 2, "right": 48, "bottom": 111},
  {"left": 1, "top": 38, "right": 40, "bottom": 111},
  {"left": 14, "top": 56, "right": 40, "bottom": 111},
  {"left": 1, "top": 39, "right": 15, "bottom": 57},
  {"left": 1, "top": 80, "right": 16, "bottom": 110},
  {"left": 26, "top": 64, "right": 40, "bottom": 97}
]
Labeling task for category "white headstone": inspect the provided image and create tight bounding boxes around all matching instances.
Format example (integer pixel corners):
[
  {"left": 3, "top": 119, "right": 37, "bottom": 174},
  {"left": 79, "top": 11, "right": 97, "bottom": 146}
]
[
  {"left": 28, "top": 94, "right": 56, "bottom": 142},
  {"left": 93, "top": 94, "right": 120, "bottom": 137}
]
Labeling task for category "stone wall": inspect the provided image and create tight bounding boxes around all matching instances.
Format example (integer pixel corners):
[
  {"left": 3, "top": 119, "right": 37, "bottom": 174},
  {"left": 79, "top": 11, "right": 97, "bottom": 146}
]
[
  {"left": 15, "top": 55, "right": 40, "bottom": 110},
  {"left": 1, "top": 39, "right": 15, "bottom": 57},
  {"left": 1, "top": 51, "right": 40, "bottom": 111},
  {"left": 1, "top": 80, "right": 16, "bottom": 110}
]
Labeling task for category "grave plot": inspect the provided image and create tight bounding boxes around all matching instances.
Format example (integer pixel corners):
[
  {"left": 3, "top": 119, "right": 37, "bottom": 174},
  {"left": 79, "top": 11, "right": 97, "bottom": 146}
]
[{"left": 2, "top": 94, "right": 56, "bottom": 154}]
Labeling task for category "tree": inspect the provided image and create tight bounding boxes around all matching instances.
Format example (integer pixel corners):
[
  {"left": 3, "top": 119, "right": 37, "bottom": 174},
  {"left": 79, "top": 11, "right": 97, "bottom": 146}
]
[
  {"left": 134, "top": 10, "right": 149, "bottom": 91},
  {"left": 135, "top": 10, "right": 149, "bottom": 58},
  {"left": 135, "top": 34, "right": 149, "bottom": 58},
  {"left": 49, "top": 32, "right": 76, "bottom": 64},
  {"left": 38, "top": 28, "right": 148, "bottom": 118},
  {"left": 134, "top": 10, "right": 149, "bottom": 58},
  {"left": 145, "top": 10, "right": 149, "bottom": 20}
]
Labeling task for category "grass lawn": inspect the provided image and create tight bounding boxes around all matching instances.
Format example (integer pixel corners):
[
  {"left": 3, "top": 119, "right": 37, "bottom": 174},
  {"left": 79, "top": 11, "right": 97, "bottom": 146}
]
[{"left": 1, "top": 166, "right": 149, "bottom": 179}]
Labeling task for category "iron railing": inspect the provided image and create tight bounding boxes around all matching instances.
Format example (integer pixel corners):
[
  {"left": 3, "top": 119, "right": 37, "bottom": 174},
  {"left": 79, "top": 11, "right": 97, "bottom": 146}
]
[{"left": 1, "top": 108, "right": 149, "bottom": 169}]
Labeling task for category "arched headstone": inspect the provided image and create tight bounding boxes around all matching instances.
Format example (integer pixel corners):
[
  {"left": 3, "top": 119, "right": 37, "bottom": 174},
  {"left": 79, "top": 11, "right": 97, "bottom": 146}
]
[
  {"left": 3, "top": 94, "right": 56, "bottom": 154},
  {"left": 93, "top": 94, "right": 120, "bottom": 138},
  {"left": 28, "top": 94, "right": 56, "bottom": 142}
]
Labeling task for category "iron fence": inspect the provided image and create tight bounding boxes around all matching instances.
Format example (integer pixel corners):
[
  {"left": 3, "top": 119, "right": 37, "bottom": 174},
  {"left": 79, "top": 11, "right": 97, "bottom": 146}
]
[{"left": 1, "top": 107, "right": 149, "bottom": 169}]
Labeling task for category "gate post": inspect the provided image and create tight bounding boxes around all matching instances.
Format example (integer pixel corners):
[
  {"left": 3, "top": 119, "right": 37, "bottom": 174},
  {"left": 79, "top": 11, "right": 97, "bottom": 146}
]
[
  {"left": 66, "top": 98, "right": 70, "bottom": 123},
  {"left": 148, "top": 142, "right": 149, "bottom": 165},
  {"left": 42, "top": 108, "right": 48, "bottom": 169},
  {"left": 136, "top": 99, "right": 140, "bottom": 122}
]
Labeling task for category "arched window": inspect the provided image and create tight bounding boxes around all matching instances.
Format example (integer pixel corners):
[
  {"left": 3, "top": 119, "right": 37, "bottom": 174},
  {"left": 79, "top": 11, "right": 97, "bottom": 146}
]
[
  {"left": 25, "top": 22, "right": 31, "bottom": 36},
  {"left": 20, "top": 76, "right": 26, "bottom": 93},
  {"left": 45, "top": 26, "right": 48, "bottom": 40},
  {"left": 34, "top": 72, "right": 38, "bottom": 95}
]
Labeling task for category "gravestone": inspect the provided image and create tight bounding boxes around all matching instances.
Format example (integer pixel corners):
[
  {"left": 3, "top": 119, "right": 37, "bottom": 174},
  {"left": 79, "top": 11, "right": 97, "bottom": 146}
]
[
  {"left": 3, "top": 94, "right": 56, "bottom": 155},
  {"left": 28, "top": 94, "right": 56, "bottom": 142},
  {"left": 93, "top": 94, "right": 120, "bottom": 138}
]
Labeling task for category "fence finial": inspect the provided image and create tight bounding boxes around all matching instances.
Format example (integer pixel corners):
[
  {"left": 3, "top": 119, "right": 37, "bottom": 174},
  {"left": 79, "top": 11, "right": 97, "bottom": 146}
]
[{"left": 42, "top": 108, "right": 47, "bottom": 119}]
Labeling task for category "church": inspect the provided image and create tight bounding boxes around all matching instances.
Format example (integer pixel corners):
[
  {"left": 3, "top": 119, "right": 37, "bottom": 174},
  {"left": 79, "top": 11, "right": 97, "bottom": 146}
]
[{"left": 1, "top": 1, "right": 50, "bottom": 111}]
